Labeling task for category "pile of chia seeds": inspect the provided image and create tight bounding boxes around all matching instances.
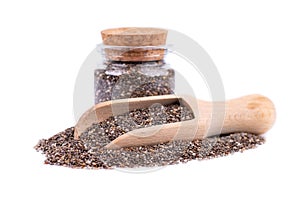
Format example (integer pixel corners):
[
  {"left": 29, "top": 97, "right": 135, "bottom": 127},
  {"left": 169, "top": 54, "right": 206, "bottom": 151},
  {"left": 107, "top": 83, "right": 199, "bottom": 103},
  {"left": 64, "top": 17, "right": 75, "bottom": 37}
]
[{"left": 35, "top": 102, "right": 265, "bottom": 169}]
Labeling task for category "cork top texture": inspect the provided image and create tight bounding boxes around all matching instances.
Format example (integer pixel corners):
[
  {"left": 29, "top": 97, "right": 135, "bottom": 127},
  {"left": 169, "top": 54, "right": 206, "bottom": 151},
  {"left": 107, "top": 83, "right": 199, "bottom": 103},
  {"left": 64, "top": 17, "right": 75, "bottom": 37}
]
[{"left": 101, "top": 27, "right": 167, "bottom": 46}]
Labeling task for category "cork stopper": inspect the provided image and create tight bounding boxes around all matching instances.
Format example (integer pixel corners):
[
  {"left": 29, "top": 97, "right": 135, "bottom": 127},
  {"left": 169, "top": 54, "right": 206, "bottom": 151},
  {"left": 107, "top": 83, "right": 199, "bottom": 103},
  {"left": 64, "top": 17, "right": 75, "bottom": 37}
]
[{"left": 101, "top": 27, "right": 168, "bottom": 61}]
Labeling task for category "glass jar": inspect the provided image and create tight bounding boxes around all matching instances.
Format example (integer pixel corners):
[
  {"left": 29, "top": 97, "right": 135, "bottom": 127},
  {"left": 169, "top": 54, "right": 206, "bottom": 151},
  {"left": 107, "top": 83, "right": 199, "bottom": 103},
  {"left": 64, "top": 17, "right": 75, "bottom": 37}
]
[{"left": 94, "top": 28, "right": 175, "bottom": 104}]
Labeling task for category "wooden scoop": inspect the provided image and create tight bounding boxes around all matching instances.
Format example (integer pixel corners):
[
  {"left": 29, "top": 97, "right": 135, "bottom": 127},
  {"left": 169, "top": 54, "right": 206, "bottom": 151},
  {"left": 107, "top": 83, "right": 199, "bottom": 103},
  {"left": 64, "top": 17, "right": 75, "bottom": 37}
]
[{"left": 74, "top": 94, "right": 275, "bottom": 149}]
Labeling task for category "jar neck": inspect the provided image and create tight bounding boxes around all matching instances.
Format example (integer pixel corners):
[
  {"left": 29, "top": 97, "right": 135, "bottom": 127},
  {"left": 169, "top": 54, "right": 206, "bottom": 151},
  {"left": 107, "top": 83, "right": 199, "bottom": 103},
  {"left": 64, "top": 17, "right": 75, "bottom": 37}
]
[
  {"left": 104, "top": 60, "right": 166, "bottom": 67},
  {"left": 98, "top": 44, "right": 168, "bottom": 62}
]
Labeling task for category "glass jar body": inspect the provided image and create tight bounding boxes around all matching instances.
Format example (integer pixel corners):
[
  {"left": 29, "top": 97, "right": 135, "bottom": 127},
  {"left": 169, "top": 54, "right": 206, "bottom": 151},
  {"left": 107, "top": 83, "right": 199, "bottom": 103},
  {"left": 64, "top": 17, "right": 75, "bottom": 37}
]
[{"left": 94, "top": 59, "right": 175, "bottom": 104}]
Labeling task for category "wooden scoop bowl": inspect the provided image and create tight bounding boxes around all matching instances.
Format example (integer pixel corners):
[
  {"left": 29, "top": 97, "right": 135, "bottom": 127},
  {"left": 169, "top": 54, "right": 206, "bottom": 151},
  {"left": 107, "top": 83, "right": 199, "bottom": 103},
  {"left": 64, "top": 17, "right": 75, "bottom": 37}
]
[{"left": 74, "top": 94, "right": 275, "bottom": 149}]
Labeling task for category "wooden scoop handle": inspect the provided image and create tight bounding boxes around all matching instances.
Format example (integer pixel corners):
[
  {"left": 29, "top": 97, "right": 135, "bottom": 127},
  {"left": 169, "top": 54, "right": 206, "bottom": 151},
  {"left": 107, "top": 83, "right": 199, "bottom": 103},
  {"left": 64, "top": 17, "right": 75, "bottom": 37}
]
[
  {"left": 199, "top": 94, "right": 276, "bottom": 136},
  {"left": 105, "top": 94, "right": 276, "bottom": 149}
]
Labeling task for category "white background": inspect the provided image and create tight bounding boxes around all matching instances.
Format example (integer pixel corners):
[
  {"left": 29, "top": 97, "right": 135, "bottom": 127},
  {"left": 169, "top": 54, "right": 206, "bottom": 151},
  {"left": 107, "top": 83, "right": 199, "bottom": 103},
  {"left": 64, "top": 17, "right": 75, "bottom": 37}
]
[{"left": 0, "top": 0, "right": 299, "bottom": 197}]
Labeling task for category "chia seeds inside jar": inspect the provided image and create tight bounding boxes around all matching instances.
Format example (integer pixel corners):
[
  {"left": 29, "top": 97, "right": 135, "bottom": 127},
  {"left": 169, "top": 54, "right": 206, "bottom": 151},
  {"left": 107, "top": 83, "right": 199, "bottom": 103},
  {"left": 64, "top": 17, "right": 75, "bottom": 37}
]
[{"left": 94, "top": 27, "right": 175, "bottom": 103}]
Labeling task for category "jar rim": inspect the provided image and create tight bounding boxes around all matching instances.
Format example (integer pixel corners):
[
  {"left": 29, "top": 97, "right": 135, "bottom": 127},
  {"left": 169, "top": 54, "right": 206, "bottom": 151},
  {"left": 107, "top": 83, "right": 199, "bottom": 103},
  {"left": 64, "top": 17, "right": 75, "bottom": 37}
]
[{"left": 97, "top": 44, "right": 172, "bottom": 62}]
